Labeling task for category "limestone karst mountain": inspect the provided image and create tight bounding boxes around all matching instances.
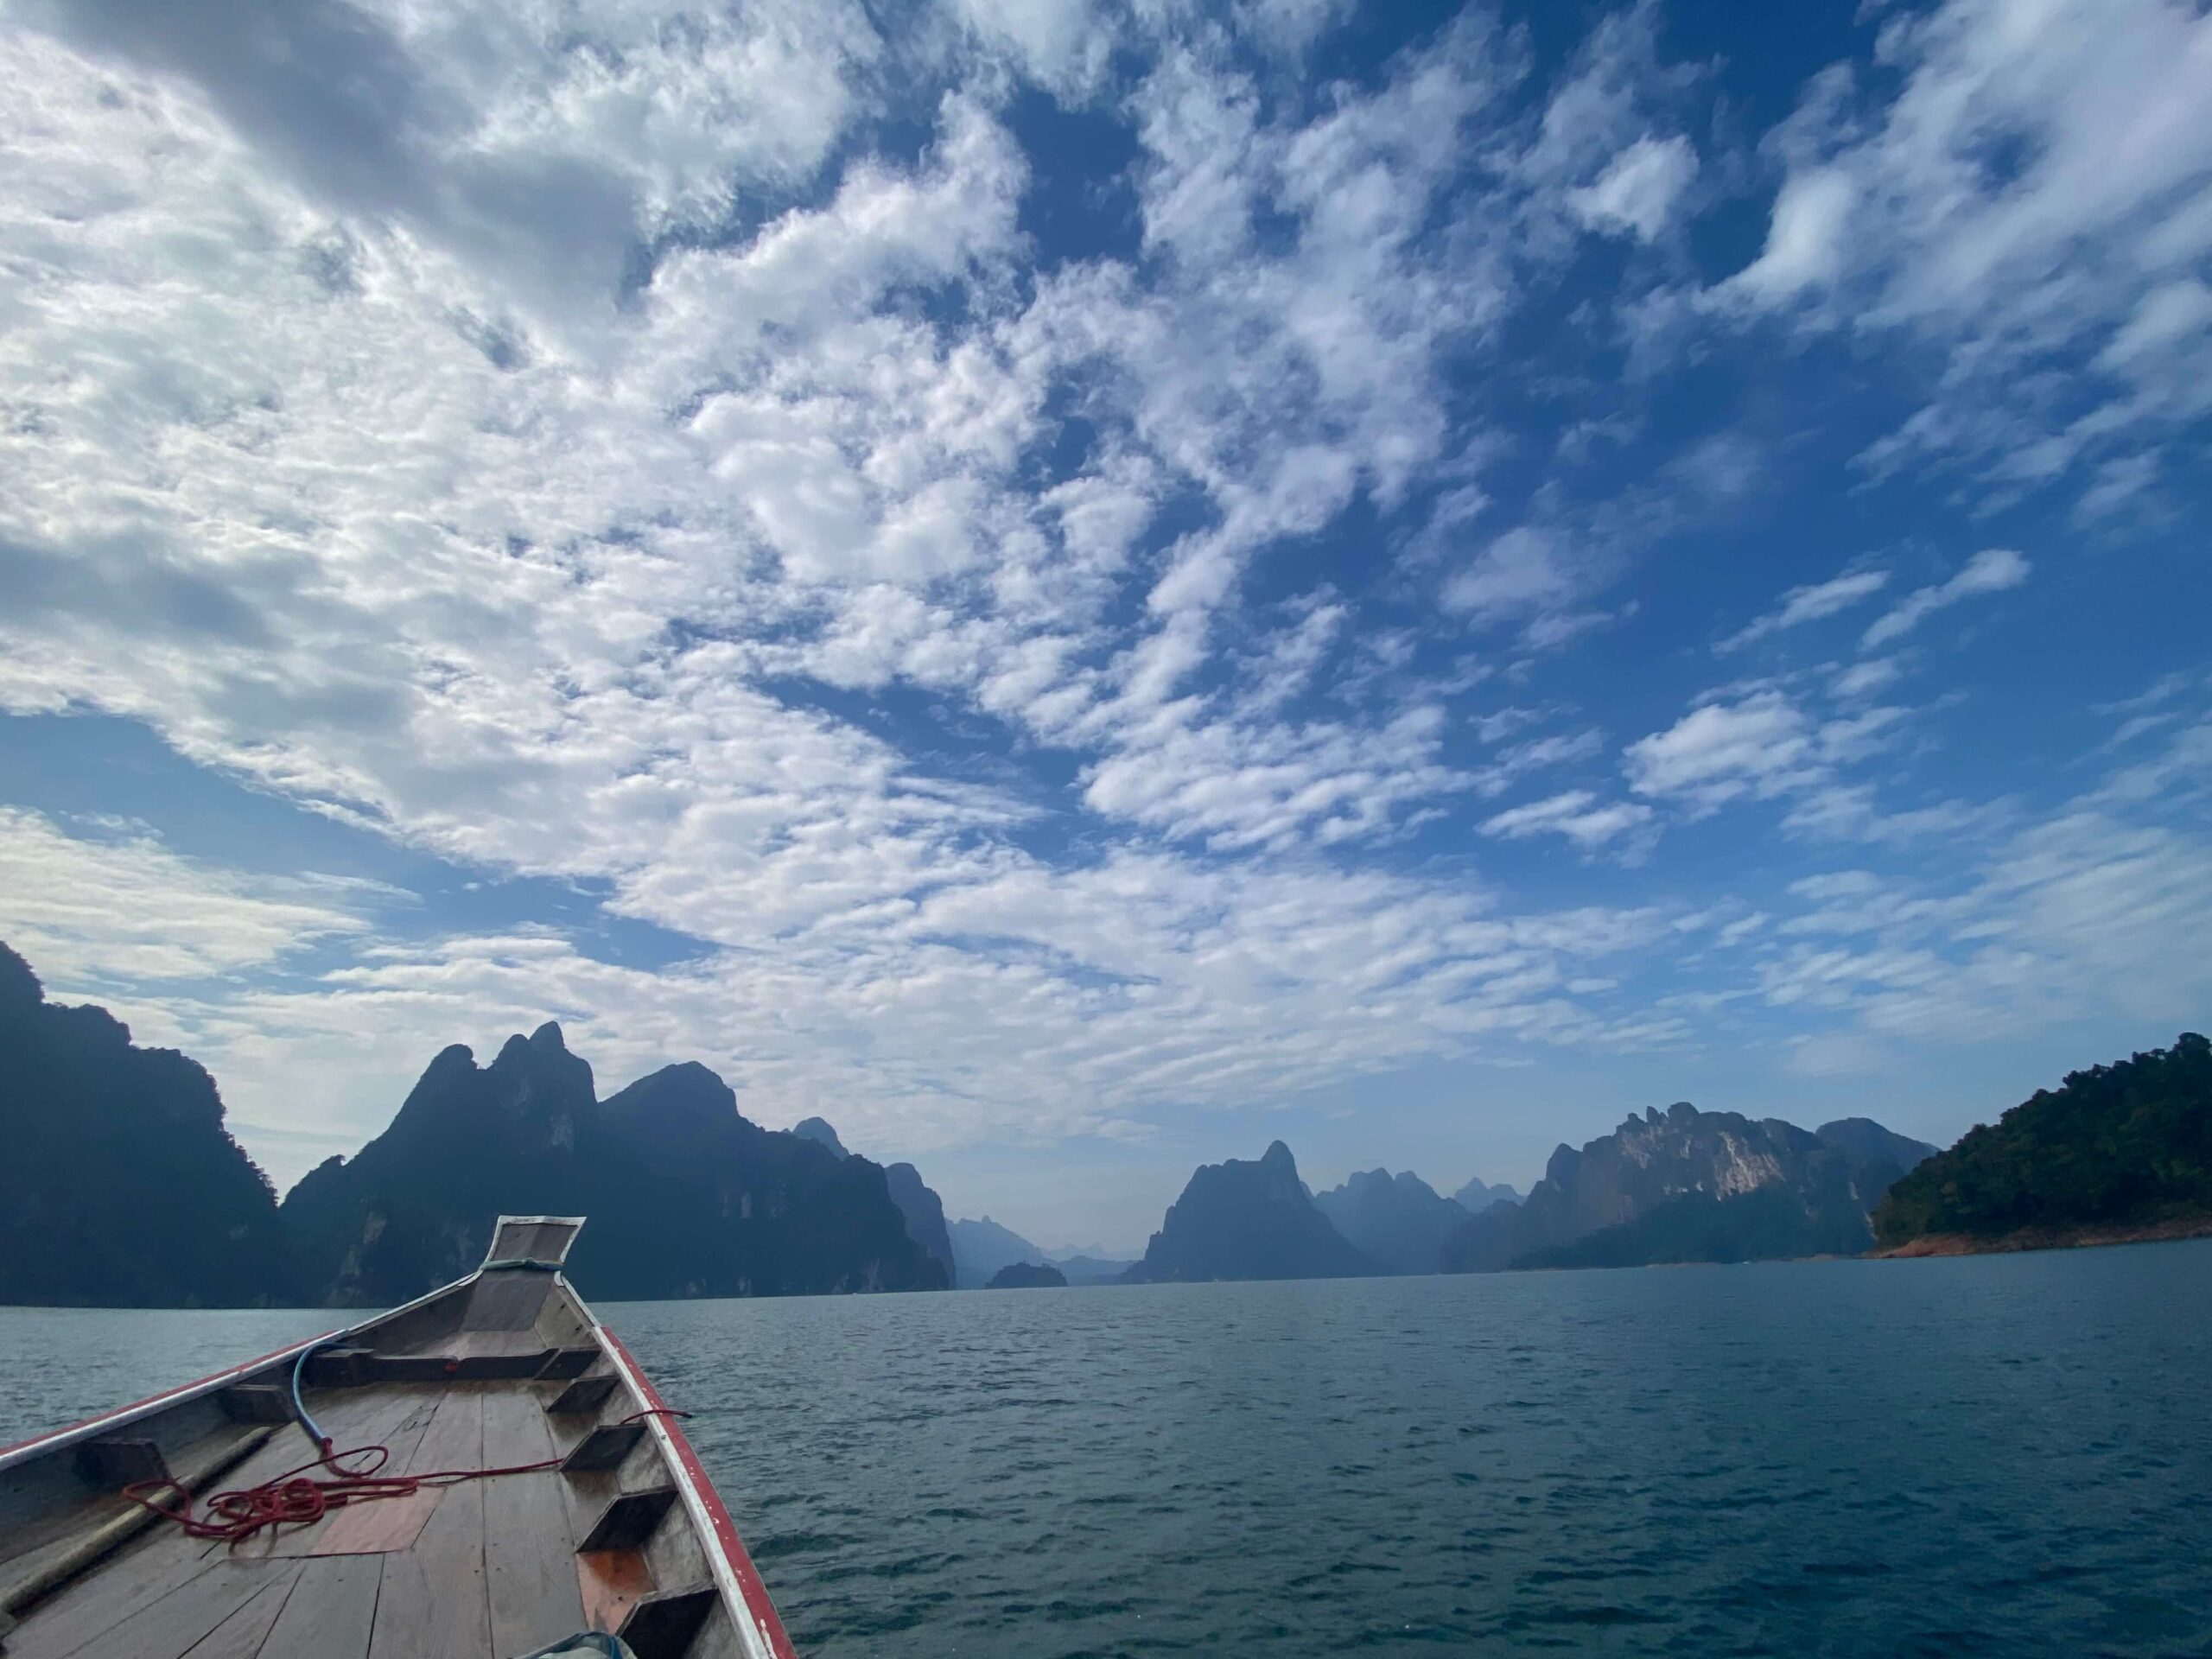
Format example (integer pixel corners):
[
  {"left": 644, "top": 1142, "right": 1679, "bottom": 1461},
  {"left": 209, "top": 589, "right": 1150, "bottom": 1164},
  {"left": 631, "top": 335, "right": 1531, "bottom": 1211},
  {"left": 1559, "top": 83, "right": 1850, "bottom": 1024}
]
[
  {"left": 0, "top": 940, "right": 289, "bottom": 1307},
  {"left": 1124, "top": 1142, "right": 1377, "bottom": 1282},
  {"left": 1440, "top": 1103, "right": 1925, "bottom": 1272},
  {"left": 1313, "top": 1168, "right": 1469, "bottom": 1274},
  {"left": 282, "top": 1033, "right": 945, "bottom": 1304}
]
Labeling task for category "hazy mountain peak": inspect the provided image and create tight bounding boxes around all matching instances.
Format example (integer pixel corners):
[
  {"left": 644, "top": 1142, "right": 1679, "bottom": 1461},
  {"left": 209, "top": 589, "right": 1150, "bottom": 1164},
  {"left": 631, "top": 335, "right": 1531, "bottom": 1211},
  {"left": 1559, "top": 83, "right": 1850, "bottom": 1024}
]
[
  {"left": 791, "top": 1116, "right": 850, "bottom": 1159},
  {"left": 1452, "top": 1174, "right": 1522, "bottom": 1213}
]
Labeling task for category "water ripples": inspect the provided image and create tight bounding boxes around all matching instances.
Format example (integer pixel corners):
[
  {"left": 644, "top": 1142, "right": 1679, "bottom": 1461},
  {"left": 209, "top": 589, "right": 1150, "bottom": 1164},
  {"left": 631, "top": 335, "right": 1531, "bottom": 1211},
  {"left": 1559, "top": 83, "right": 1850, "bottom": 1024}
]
[
  {"left": 611, "top": 1243, "right": 2212, "bottom": 1656},
  {"left": 0, "top": 1245, "right": 2206, "bottom": 1654}
]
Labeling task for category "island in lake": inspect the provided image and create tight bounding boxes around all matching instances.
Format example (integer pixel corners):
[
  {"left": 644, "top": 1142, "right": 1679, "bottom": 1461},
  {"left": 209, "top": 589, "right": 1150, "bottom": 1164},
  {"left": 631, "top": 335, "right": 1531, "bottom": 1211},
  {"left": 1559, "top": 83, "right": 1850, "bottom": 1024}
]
[{"left": 986, "top": 1261, "right": 1068, "bottom": 1289}]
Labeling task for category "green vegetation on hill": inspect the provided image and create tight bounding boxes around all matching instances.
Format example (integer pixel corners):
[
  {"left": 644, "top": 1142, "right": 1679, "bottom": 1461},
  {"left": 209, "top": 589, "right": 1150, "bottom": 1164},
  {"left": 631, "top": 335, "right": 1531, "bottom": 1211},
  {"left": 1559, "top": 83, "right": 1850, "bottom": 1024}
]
[
  {"left": 1514, "top": 1186, "right": 1879, "bottom": 1270},
  {"left": 1872, "top": 1033, "right": 2212, "bottom": 1247}
]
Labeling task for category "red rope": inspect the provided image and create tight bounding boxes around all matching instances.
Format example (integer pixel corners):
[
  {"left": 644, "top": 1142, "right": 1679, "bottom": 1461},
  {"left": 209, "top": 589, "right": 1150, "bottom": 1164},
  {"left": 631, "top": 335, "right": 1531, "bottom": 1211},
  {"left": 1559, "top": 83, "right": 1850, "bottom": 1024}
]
[{"left": 124, "top": 1409, "right": 690, "bottom": 1548}]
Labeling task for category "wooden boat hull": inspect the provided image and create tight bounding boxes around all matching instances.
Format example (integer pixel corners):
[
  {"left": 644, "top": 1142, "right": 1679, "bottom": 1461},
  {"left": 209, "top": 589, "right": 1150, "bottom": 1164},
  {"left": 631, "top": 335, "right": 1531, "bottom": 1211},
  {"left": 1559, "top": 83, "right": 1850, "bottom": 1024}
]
[{"left": 0, "top": 1217, "right": 797, "bottom": 1659}]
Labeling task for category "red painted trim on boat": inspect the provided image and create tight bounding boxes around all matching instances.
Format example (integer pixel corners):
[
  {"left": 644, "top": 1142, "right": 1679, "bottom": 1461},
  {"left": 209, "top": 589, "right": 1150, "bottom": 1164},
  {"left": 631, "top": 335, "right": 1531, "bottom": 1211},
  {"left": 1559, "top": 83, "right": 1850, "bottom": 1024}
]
[
  {"left": 597, "top": 1324, "right": 799, "bottom": 1659},
  {"left": 0, "top": 1325, "right": 341, "bottom": 1465}
]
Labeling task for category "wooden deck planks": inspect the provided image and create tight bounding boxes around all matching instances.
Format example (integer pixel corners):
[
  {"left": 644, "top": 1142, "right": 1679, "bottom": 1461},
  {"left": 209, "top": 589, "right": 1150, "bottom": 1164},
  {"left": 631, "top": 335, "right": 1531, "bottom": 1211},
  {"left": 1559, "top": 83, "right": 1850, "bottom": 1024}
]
[
  {"left": 43, "top": 1559, "right": 297, "bottom": 1659},
  {"left": 291, "top": 1393, "right": 442, "bottom": 1560},
  {"left": 481, "top": 1386, "right": 586, "bottom": 1655},
  {"left": 365, "top": 1482, "right": 491, "bottom": 1659},
  {"left": 218, "top": 1389, "right": 431, "bottom": 1565},
  {"left": 365, "top": 1389, "right": 491, "bottom": 1659},
  {"left": 255, "top": 1554, "right": 381, "bottom": 1659},
  {"left": 3, "top": 1512, "right": 227, "bottom": 1659},
  {"left": 178, "top": 1567, "right": 301, "bottom": 1659}
]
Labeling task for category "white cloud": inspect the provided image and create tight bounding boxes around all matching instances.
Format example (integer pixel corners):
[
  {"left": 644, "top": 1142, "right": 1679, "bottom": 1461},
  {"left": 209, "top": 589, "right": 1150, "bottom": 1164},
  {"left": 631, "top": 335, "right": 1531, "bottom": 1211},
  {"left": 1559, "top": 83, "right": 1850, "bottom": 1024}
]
[
  {"left": 1480, "top": 790, "right": 1654, "bottom": 850},
  {"left": 98, "top": 849, "right": 1691, "bottom": 1187},
  {"left": 1624, "top": 691, "right": 1816, "bottom": 806},
  {"left": 1719, "top": 168, "right": 1856, "bottom": 306},
  {"left": 1441, "top": 526, "right": 1578, "bottom": 620},
  {"left": 1830, "top": 658, "right": 1903, "bottom": 700},
  {"left": 1861, "top": 548, "right": 2029, "bottom": 649},
  {"left": 0, "top": 808, "right": 374, "bottom": 985},
  {"left": 1720, "top": 568, "right": 1890, "bottom": 651},
  {"left": 0, "top": 0, "right": 2202, "bottom": 1211},
  {"left": 1568, "top": 133, "right": 1698, "bottom": 241},
  {"left": 1714, "top": 0, "right": 2212, "bottom": 507},
  {"left": 942, "top": 0, "right": 1117, "bottom": 97}
]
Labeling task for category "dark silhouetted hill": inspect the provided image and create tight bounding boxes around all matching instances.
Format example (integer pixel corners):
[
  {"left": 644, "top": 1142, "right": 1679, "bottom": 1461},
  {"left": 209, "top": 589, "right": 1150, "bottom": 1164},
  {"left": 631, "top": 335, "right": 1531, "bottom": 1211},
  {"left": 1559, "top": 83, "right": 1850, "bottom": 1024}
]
[
  {"left": 1313, "top": 1169, "right": 1467, "bottom": 1274},
  {"left": 0, "top": 940, "right": 289, "bottom": 1307},
  {"left": 883, "top": 1161, "right": 957, "bottom": 1285},
  {"left": 986, "top": 1260, "right": 1066, "bottom": 1289},
  {"left": 791, "top": 1116, "right": 850, "bottom": 1159},
  {"left": 785, "top": 1115, "right": 957, "bottom": 1285},
  {"left": 281, "top": 1032, "right": 945, "bottom": 1304},
  {"left": 950, "top": 1216, "right": 1042, "bottom": 1287},
  {"left": 1816, "top": 1118, "right": 1938, "bottom": 1179},
  {"left": 1124, "top": 1142, "right": 1376, "bottom": 1282},
  {"left": 1873, "top": 1034, "right": 2212, "bottom": 1251}
]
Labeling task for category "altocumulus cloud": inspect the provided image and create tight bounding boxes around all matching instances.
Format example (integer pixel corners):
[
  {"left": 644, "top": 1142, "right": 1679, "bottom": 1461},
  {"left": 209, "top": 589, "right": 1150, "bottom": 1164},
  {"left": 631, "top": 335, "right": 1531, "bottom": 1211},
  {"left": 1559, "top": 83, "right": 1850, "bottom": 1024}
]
[{"left": 0, "top": 0, "right": 2209, "bottom": 1208}]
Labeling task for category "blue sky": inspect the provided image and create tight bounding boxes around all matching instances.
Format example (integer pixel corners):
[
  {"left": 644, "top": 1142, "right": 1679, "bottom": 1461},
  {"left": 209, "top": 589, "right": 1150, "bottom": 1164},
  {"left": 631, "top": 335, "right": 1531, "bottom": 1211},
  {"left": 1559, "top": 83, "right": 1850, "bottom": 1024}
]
[{"left": 2, "top": 0, "right": 2209, "bottom": 1252}]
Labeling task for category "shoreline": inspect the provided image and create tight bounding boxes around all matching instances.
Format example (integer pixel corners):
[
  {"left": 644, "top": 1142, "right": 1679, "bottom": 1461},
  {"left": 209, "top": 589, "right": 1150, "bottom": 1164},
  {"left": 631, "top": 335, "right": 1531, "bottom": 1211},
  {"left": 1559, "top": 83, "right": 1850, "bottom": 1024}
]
[{"left": 1871, "top": 1214, "right": 2212, "bottom": 1259}]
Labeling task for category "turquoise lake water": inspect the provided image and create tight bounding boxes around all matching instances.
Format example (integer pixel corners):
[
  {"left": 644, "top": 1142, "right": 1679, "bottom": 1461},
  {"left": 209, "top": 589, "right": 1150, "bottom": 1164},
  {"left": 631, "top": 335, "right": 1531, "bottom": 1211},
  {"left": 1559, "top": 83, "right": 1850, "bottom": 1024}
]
[{"left": 3, "top": 1241, "right": 2208, "bottom": 1656}]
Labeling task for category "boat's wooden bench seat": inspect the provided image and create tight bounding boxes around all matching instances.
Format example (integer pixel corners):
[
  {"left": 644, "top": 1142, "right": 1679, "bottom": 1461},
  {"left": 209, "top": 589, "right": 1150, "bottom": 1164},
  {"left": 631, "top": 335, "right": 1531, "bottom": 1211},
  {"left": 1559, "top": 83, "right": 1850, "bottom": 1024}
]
[{"left": 302, "top": 1342, "right": 603, "bottom": 1388}]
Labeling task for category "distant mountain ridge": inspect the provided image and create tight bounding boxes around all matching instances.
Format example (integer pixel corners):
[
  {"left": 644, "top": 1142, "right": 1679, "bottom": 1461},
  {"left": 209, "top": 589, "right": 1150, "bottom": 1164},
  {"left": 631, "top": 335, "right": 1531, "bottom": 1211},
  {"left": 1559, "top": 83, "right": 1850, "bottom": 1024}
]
[
  {"left": 1125, "top": 1142, "right": 1377, "bottom": 1282},
  {"left": 1452, "top": 1175, "right": 1522, "bottom": 1213},
  {"left": 282, "top": 1026, "right": 946, "bottom": 1304},
  {"left": 1441, "top": 1103, "right": 1931, "bottom": 1273},
  {"left": 1050, "top": 1254, "right": 1137, "bottom": 1285},
  {"left": 1313, "top": 1169, "right": 1467, "bottom": 1274},
  {"left": 949, "top": 1216, "right": 1044, "bottom": 1288},
  {"left": 3, "top": 937, "right": 2082, "bottom": 1305}
]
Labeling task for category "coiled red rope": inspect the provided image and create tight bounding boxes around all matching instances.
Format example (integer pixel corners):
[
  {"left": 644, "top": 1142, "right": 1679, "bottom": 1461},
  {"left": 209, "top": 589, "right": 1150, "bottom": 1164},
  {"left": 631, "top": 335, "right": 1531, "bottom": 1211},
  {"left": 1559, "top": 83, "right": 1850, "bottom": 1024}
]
[{"left": 124, "top": 1408, "right": 691, "bottom": 1548}]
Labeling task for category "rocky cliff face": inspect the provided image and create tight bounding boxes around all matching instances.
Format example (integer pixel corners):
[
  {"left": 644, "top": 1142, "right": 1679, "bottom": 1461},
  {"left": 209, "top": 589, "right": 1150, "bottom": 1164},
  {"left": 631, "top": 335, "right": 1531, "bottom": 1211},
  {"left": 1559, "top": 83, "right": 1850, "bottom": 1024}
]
[
  {"left": 784, "top": 1116, "right": 957, "bottom": 1286},
  {"left": 1125, "top": 1141, "right": 1377, "bottom": 1282},
  {"left": 282, "top": 1033, "right": 946, "bottom": 1304},
  {"left": 883, "top": 1160, "right": 957, "bottom": 1285},
  {"left": 1313, "top": 1169, "right": 1468, "bottom": 1274},
  {"left": 0, "top": 940, "right": 289, "bottom": 1307},
  {"left": 1440, "top": 1103, "right": 1916, "bottom": 1272}
]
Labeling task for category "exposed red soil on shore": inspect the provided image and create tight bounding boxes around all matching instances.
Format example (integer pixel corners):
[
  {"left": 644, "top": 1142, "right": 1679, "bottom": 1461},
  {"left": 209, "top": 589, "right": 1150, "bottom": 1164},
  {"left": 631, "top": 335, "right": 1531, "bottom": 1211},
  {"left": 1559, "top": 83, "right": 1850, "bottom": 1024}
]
[{"left": 1872, "top": 1214, "right": 2212, "bottom": 1258}]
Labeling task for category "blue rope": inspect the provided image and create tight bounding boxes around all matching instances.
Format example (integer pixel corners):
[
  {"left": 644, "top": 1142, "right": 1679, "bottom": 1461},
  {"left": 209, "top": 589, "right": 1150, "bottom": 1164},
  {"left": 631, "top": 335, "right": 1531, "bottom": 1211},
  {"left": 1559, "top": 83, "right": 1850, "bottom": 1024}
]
[{"left": 290, "top": 1341, "right": 331, "bottom": 1452}]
